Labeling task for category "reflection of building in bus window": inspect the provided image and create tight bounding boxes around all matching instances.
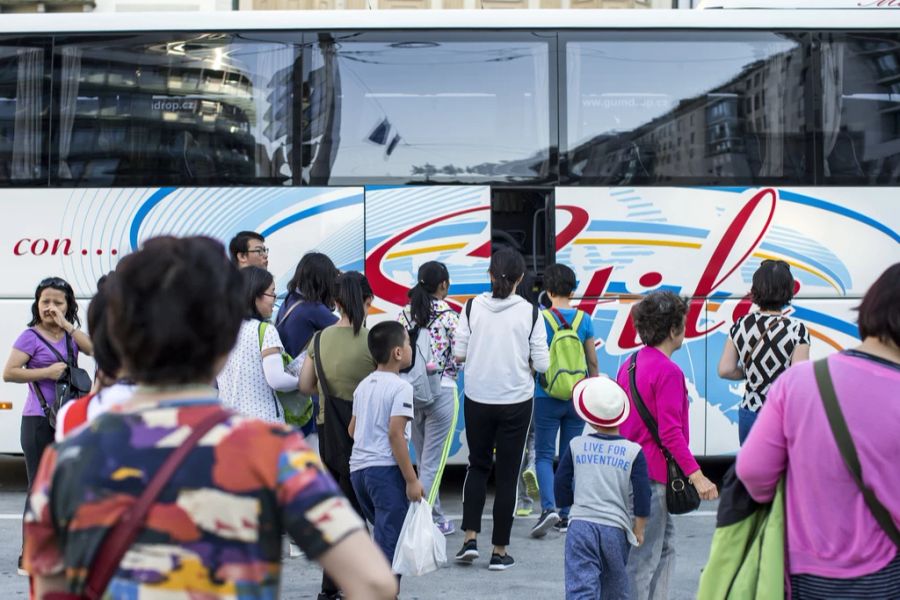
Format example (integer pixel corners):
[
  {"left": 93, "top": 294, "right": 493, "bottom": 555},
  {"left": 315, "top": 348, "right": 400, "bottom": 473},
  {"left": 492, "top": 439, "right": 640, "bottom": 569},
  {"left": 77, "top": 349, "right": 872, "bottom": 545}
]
[
  {"left": 566, "top": 34, "right": 811, "bottom": 186},
  {"left": 822, "top": 33, "right": 900, "bottom": 184},
  {"left": 53, "top": 34, "right": 300, "bottom": 186}
]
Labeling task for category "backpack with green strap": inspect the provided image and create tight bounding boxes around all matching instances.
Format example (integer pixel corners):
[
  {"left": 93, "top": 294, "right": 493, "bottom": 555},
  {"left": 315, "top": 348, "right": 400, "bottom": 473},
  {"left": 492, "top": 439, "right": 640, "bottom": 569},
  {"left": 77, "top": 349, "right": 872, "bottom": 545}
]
[
  {"left": 538, "top": 308, "right": 589, "bottom": 400},
  {"left": 258, "top": 321, "right": 314, "bottom": 428}
]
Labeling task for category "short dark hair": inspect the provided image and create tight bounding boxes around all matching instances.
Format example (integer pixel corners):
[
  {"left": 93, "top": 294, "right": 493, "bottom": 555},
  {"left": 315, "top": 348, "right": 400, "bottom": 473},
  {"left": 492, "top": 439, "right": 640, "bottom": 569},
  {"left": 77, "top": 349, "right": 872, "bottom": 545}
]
[
  {"left": 543, "top": 263, "right": 577, "bottom": 297},
  {"left": 242, "top": 266, "right": 274, "bottom": 321},
  {"left": 751, "top": 260, "right": 795, "bottom": 311},
  {"left": 631, "top": 291, "right": 688, "bottom": 348},
  {"left": 107, "top": 236, "right": 244, "bottom": 385},
  {"left": 87, "top": 273, "right": 120, "bottom": 377},
  {"left": 857, "top": 262, "right": 900, "bottom": 348},
  {"left": 228, "top": 231, "right": 265, "bottom": 264},
  {"left": 288, "top": 252, "right": 338, "bottom": 307},
  {"left": 29, "top": 276, "right": 79, "bottom": 328},
  {"left": 368, "top": 321, "right": 407, "bottom": 365},
  {"left": 489, "top": 248, "right": 526, "bottom": 299}
]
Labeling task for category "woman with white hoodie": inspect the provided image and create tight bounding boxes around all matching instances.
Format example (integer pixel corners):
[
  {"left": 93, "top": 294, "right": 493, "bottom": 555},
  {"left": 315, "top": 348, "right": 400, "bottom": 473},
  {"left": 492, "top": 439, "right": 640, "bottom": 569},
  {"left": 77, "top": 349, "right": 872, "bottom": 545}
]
[{"left": 453, "top": 248, "right": 550, "bottom": 571}]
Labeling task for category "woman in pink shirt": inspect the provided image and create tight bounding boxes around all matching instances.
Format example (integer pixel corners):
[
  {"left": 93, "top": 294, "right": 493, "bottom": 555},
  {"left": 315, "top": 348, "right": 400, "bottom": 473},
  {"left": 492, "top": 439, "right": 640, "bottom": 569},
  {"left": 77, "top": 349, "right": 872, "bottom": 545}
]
[
  {"left": 616, "top": 291, "right": 718, "bottom": 600},
  {"left": 737, "top": 263, "right": 900, "bottom": 598}
]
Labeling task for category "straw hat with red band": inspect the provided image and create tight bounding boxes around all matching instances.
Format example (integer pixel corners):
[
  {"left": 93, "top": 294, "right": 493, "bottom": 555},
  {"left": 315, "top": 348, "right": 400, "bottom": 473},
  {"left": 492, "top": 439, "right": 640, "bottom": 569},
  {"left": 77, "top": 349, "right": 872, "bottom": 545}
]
[{"left": 572, "top": 376, "right": 631, "bottom": 428}]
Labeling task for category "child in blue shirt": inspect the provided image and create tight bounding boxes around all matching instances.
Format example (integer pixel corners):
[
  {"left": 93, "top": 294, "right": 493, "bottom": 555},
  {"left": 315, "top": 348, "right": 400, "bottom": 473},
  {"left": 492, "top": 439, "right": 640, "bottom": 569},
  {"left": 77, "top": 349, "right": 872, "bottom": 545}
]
[{"left": 555, "top": 376, "right": 651, "bottom": 600}]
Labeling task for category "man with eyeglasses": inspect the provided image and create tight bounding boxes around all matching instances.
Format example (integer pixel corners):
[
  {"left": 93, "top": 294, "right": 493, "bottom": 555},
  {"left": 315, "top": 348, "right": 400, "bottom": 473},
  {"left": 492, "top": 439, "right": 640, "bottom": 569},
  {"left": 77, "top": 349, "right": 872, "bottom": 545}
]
[{"left": 228, "top": 231, "right": 269, "bottom": 270}]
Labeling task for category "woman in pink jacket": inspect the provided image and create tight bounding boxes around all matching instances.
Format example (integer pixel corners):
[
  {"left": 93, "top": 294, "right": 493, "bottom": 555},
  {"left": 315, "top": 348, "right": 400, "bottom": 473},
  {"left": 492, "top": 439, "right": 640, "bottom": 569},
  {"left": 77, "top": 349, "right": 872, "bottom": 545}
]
[
  {"left": 616, "top": 291, "right": 718, "bottom": 600},
  {"left": 737, "top": 263, "right": 899, "bottom": 598}
]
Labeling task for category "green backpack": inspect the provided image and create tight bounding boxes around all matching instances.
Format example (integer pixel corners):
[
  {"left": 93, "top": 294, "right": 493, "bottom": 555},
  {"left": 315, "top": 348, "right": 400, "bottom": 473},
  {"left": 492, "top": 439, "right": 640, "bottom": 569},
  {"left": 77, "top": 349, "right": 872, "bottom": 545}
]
[
  {"left": 538, "top": 308, "right": 588, "bottom": 400},
  {"left": 258, "top": 321, "right": 314, "bottom": 428}
]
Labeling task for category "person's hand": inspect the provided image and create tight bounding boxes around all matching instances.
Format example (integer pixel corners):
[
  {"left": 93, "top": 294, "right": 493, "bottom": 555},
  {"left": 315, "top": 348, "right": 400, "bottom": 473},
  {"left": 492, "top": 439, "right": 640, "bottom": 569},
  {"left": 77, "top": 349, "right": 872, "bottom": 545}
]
[
  {"left": 406, "top": 480, "right": 425, "bottom": 502},
  {"left": 46, "top": 362, "right": 67, "bottom": 381},
  {"left": 633, "top": 524, "right": 645, "bottom": 546},
  {"left": 45, "top": 306, "right": 74, "bottom": 333},
  {"left": 689, "top": 471, "right": 719, "bottom": 500}
]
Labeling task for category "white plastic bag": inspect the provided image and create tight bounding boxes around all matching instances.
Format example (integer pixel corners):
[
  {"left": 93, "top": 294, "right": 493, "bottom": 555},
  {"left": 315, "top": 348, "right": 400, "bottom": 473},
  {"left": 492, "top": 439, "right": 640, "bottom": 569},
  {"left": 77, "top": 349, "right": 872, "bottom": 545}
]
[{"left": 391, "top": 499, "right": 447, "bottom": 576}]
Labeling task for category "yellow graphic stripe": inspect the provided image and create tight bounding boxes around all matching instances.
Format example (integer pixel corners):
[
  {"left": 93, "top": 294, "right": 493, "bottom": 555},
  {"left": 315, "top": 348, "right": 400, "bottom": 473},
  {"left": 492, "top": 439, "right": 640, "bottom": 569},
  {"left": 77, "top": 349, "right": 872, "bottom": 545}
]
[
  {"left": 386, "top": 243, "right": 467, "bottom": 260},
  {"left": 751, "top": 252, "right": 841, "bottom": 294},
  {"left": 574, "top": 238, "right": 702, "bottom": 249}
]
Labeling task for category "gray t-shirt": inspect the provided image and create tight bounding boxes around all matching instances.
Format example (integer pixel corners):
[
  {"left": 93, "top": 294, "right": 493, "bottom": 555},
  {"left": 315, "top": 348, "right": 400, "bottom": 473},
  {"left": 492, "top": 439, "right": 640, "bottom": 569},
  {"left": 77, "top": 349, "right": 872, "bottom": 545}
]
[{"left": 349, "top": 371, "right": 414, "bottom": 473}]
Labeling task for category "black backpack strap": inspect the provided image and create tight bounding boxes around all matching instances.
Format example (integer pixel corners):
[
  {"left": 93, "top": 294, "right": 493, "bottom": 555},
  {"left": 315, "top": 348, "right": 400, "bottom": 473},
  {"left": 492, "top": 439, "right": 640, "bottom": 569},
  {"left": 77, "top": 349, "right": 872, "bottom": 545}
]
[
  {"left": 814, "top": 359, "right": 900, "bottom": 548},
  {"left": 465, "top": 298, "right": 474, "bottom": 324},
  {"left": 312, "top": 331, "right": 334, "bottom": 400},
  {"left": 531, "top": 302, "right": 539, "bottom": 335},
  {"left": 627, "top": 353, "right": 671, "bottom": 459},
  {"left": 29, "top": 382, "right": 54, "bottom": 423},
  {"left": 32, "top": 329, "right": 67, "bottom": 364}
]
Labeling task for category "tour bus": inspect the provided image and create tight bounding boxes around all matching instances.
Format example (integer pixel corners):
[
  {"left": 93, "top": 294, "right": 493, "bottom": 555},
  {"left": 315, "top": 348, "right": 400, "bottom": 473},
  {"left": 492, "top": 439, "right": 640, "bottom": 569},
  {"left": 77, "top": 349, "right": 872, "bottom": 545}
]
[{"left": 0, "top": 9, "right": 897, "bottom": 461}]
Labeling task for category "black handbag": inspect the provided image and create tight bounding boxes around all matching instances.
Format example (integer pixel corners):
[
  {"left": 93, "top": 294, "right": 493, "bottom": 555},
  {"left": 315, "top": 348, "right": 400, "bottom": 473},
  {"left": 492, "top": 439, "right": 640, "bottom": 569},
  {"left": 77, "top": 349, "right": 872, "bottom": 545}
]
[
  {"left": 31, "top": 331, "right": 93, "bottom": 428},
  {"left": 628, "top": 352, "right": 701, "bottom": 515}
]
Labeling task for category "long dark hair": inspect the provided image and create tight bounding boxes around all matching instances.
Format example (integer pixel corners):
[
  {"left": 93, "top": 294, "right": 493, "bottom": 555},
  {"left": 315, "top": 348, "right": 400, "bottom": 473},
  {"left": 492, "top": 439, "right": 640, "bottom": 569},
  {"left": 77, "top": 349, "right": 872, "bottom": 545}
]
[
  {"left": 29, "top": 276, "right": 80, "bottom": 328},
  {"left": 242, "top": 266, "right": 274, "bottom": 321},
  {"left": 408, "top": 261, "right": 449, "bottom": 326},
  {"left": 287, "top": 252, "right": 338, "bottom": 307},
  {"left": 489, "top": 248, "right": 526, "bottom": 299},
  {"left": 335, "top": 271, "right": 373, "bottom": 335}
]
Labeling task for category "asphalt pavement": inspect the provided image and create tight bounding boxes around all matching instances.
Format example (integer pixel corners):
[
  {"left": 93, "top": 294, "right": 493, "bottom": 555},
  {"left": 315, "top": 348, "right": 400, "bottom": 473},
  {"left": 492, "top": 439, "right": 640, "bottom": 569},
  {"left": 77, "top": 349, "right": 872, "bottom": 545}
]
[{"left": 0, "top": 456, "right": 718, "bottom": 599}]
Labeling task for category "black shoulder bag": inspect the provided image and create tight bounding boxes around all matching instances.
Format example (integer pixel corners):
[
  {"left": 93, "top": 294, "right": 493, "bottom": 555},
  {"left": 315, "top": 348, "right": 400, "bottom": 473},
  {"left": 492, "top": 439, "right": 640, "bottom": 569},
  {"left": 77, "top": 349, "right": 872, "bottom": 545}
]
[
  {"left": 628, "top": 352, "right": 700, "bottom": 515},
  {"left": 814, "top": 358, "right": 900, "bottom": 548},
  {"left": 31, "top": 331, "right": 93, "bottom": 429},
  {"left": 312, "top": 331, "right": 355, "bottom": 479}
]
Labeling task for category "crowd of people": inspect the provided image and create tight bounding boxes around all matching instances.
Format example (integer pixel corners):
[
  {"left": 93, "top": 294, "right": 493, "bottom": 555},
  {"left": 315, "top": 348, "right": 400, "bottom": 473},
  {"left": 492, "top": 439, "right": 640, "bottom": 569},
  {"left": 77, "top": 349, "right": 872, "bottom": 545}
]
[{"left": 1, "top": 228, "right": 897, "bottom": 599}]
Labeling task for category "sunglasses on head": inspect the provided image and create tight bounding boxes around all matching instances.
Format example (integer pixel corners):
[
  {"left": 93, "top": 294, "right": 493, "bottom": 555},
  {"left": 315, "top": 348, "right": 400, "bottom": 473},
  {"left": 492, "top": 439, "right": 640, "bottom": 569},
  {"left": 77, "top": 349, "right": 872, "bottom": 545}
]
[{"left": 38, "top": 277, "right": 68, "bottom": 288}]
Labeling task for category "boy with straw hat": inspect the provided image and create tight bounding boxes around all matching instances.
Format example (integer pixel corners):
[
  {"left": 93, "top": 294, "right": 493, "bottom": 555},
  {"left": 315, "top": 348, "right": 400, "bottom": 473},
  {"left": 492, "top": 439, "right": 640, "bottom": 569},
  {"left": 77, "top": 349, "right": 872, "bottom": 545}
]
[{"left": 554, "top": 376, "right": 652, "bottom": 599}]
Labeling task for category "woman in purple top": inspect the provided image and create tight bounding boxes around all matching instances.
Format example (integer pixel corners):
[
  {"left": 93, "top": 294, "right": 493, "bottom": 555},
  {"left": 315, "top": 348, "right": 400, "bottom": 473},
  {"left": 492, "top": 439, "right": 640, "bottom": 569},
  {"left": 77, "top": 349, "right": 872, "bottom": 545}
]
[
  {"left": 3, "top": 276, "right": 93, "bottom": 572},
  {"left": 737, "top": 263, "right": 900, "bottom": 599},
  {"left": 616, "top": 291, "right": 717, "bottom": 600},
  {"left": 3, "top": 277, "right": 93, "bottom": 485}
]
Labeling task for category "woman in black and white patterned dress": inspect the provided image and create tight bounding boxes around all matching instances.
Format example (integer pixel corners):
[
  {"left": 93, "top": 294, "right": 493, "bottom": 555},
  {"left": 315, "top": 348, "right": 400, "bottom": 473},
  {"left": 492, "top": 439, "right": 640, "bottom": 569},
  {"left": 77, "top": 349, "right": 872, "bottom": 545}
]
[{"left": 718, "top": 259, "right": 810, "bottom": 444}]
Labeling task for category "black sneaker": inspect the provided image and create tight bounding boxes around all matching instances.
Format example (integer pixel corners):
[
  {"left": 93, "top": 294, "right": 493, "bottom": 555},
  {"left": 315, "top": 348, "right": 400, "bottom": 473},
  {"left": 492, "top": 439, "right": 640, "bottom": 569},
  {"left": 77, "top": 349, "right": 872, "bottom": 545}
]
[
  {"left": 488, "top": 552, "right": 516, "bottom": 571},
  {"left": 530, "top": 509, "right": 560, "bottom": 538},
  {"left": 17, "top": 555, "right": 27, "bottom": 576},
  {"left": 554, "top": 517, "right": 569, "bottom": 533},
  {"left": 454, "top": 539, "right": 479, "bottom": 564}
]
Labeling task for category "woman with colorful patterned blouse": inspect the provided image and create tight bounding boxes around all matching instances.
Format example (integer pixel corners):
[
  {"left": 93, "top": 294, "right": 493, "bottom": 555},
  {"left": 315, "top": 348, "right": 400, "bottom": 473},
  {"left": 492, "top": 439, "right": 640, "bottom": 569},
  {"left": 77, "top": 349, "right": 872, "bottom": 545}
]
[
  {"left": 22, "top": 236, "right": 397, "bottom": 600},
  {"left": 397, "top": 260, "right": 460, "bottom": 535}
]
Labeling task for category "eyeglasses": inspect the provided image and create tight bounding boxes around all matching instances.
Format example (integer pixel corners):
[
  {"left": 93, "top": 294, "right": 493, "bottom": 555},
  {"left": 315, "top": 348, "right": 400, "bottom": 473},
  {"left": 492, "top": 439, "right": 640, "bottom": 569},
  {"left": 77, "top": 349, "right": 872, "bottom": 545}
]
[
  {"left": 247, "top": 247, "right": 269, "bottom": 256},
  {"left": 262, "top": 292, "right": 278, "bottom": 299}
]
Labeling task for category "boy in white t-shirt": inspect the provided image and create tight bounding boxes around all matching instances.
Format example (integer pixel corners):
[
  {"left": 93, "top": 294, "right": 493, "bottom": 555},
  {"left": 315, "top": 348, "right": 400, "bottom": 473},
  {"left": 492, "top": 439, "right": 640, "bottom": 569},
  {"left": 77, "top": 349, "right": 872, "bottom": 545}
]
[{"left": 349, "top": 321, "right": 425, "bottom": 582}]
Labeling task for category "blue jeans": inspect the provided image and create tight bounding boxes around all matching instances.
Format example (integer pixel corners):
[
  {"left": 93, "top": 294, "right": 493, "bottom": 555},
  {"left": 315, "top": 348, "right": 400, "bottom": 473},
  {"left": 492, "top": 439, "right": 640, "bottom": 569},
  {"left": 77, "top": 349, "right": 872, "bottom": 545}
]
[
  {"left": 350, "top": 466, "right": 409, "bottom": 563},
  {"left": 566, "top": 520, "right": 631, "bottom": 600},
  {"left": 535, "top": 395, "right": 584, "bottom": 516},
  {"left": 738, "top": 407, "right": 759, "bottom": 445}
]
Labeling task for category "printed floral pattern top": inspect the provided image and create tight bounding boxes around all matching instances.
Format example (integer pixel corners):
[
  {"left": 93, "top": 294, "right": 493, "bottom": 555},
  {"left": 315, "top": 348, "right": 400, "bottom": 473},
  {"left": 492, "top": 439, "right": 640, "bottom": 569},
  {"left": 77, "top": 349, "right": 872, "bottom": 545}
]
[
  {"left": 398, "top": 299, "right": 460, "bottom": 381},
  {"left": 24, "top": 397, "right": 363, "bottom": 598}
]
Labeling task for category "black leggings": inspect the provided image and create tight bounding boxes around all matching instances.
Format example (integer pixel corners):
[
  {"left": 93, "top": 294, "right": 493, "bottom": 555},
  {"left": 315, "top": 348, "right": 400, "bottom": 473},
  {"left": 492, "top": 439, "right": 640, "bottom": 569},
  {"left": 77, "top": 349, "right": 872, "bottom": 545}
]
[
  {"left": 21, "top": 416, "right": 53, "bottom": 490},
  {"left": 461, "top": 397, "right": 533, "bottom": 547}
]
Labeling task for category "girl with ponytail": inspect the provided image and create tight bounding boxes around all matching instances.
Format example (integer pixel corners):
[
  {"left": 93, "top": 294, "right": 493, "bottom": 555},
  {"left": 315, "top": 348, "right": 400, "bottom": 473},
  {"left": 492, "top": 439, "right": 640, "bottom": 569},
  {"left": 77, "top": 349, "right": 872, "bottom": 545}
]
[
  {"left": 299, "top": 271, "right": 376, "bottom": 600},
  {"left": 397, "top": 261, "right": 460, "bottom": 535}
]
